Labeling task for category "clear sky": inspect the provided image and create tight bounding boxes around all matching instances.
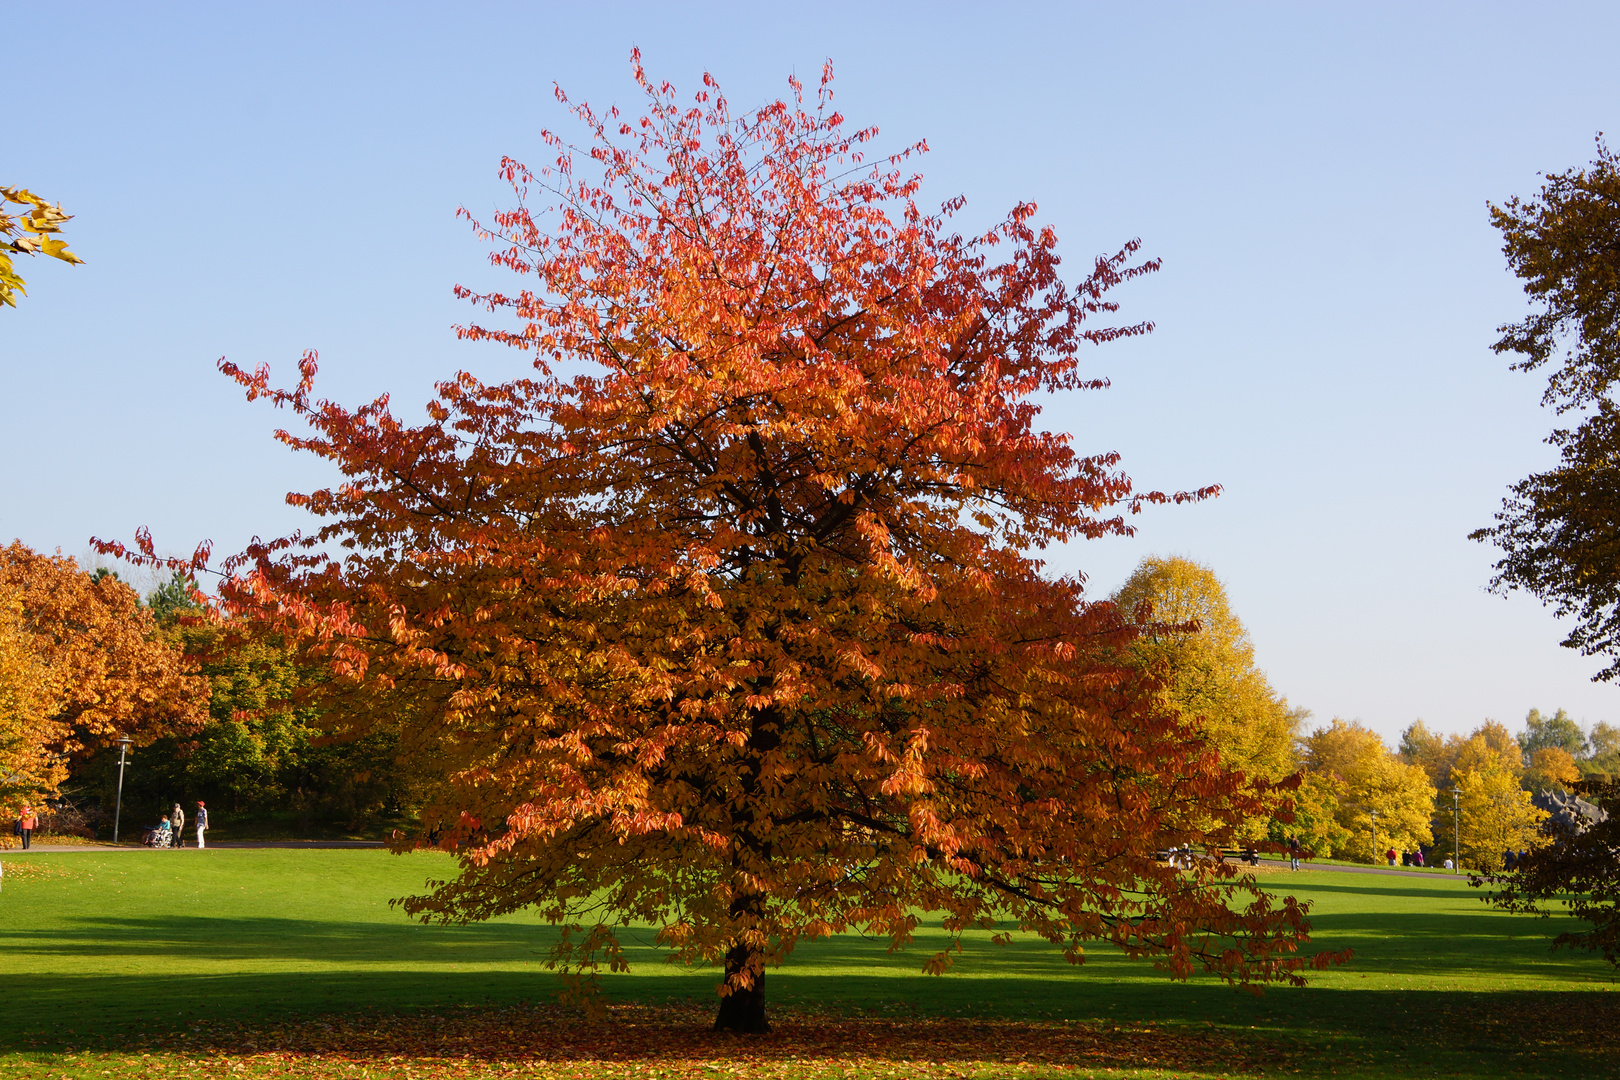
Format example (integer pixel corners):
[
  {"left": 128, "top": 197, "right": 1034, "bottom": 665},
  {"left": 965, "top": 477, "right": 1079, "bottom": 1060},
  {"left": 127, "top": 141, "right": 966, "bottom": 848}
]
[{"left": 5, "top": 2, "right": 1619, "bottom": 747}]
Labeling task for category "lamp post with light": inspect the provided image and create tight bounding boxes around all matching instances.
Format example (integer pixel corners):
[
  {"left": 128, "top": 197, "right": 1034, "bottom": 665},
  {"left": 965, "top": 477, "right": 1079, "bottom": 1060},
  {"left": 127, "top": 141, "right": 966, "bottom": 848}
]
[{"left": 112, "top": 735, "right": 133, "bottom": 844}]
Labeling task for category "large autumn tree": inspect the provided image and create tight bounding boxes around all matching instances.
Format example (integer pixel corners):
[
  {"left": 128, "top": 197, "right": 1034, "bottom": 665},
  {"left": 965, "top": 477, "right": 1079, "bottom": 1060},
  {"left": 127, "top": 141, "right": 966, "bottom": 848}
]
[
  {"left": 112, "top": 60, "right": 1339, "bottom": 1031},
  {"left": 1471, "top": 137, "right": 1620, "bottom": 679}
]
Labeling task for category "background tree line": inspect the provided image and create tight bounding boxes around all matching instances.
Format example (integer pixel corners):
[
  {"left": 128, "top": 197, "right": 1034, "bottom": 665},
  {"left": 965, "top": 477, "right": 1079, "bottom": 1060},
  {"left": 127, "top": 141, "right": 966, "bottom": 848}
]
[
  {"left": 1109, "top": 555, "right": 1595, "bottom": 870},
  {"left": 1, "top": 543, "right": 423, "bottom": 838}
]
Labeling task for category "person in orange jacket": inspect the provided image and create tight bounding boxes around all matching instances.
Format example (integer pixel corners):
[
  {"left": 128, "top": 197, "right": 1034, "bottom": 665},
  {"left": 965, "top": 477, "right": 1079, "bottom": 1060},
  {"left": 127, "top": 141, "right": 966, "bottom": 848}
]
[{"left": 16, "top": 806, "right": 38, "bottom": 850}]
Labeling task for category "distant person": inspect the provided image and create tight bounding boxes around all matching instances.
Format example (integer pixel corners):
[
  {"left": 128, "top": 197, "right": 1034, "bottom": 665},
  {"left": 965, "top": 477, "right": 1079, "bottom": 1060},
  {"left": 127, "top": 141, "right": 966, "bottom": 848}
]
[
  {"left": 1504, "top": 849, "right": 1517, "bottom": 870},
  {"left": 1400, "top": 850, "right": 1411, "bottom": 867},
  {"left": 16, "top": 806, "right": 37, "bottom": 850},
  {"left": 1288, "top": 835, "right": 1302, "bottom": 871},
  {"left": 1386, "top": 847, "right": 1397, "bottom": 867},
  {"left": 171, "top": 803, "right": 185, "bottom": 850},
  {"left": 157, "top": 815, "right": 173, "bottom": 848},
  {"left": 1414, "top": 849, "right": 1425, "bottom": 867},
  {"left": 194, "top": 802, "right": 208, "bottom": 849},
  {"left": 1443, "top": 856, "right": 1454, "bottom": 870}
]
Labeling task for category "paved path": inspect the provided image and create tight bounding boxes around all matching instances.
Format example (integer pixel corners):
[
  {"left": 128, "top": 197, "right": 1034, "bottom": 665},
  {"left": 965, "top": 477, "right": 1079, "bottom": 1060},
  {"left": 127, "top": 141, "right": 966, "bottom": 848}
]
[
  {"left": 2, "top": 840, "right": 384, "bottom": 853},
  {"left": 1258, "top": 858, "right": 1467, "bottom": 879}
]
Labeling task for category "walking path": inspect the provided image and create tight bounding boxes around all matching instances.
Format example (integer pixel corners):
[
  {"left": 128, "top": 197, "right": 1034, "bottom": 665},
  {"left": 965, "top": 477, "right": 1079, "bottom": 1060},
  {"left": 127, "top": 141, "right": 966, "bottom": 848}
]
[
  {"left": 1258, "top": 858, "right": 1466, "bottom": 879},
  {"left": 3, "top": 840, "right": 384, "bottom": 853}
]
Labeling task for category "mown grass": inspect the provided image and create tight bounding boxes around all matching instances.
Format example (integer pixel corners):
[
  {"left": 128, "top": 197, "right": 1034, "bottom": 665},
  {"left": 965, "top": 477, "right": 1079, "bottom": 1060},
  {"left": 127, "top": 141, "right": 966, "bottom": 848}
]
[{"left": 0, "top": 849, "right": 1614, "bottom": 1079}]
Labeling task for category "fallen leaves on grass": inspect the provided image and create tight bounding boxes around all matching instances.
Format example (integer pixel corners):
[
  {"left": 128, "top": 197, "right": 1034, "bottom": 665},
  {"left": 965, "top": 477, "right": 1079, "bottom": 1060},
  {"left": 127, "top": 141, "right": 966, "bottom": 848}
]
[
  {"left": 94, "top": 1001, "right": 1300, "bottom": 1079},
  {"left": 16, "top": 994, "right": 1620, "bottom": 1079},
  {"left": 0, "top": 859, "right": 77, "bottom": 882}
]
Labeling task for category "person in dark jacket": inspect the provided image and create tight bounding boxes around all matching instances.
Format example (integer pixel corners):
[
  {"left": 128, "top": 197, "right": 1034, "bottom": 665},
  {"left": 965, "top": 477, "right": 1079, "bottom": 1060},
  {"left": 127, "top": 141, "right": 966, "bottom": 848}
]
[{"left": 194, "top": 802, "right": 208, "bottom": 849}]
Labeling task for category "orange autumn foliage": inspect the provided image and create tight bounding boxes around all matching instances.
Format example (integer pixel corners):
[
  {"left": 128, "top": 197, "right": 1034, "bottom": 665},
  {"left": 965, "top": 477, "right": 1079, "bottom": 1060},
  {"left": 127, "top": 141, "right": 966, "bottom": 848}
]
[
  {"left": 104, "top": 57, "right": 1339, "bottom": 1030},
  {"left": 0, "top": 588, "right": 64, "bottom": 806},
  {"left": 0, "top": 542, "right": 207, "bottom": 809}
]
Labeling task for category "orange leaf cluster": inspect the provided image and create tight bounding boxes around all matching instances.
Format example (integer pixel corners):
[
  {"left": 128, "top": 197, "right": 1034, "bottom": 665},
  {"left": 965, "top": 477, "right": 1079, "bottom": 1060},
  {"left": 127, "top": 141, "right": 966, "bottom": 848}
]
[{"left": 112, "top": 58, "right": 1332, "bottom": 1026}]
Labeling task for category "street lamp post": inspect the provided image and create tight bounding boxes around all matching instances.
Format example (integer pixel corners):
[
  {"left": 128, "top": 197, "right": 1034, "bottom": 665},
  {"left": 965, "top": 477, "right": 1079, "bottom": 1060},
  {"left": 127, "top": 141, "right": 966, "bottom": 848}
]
[
  {"left": 1451, "top": 785, "right": 1462, "bottom": 874},
  {"left": 112, "top": 736, "right": 133, "bottom": 844},
  {"left": 1370, "top": 808, "right": 1379, "bottom": 866}
]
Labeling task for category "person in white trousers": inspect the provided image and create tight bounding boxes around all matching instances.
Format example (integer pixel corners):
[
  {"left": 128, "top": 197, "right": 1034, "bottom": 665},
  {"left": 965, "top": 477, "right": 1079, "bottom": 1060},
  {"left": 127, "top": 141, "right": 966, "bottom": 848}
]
[{"left": 194, "top": 801, "right": 208, "bottom": 849}]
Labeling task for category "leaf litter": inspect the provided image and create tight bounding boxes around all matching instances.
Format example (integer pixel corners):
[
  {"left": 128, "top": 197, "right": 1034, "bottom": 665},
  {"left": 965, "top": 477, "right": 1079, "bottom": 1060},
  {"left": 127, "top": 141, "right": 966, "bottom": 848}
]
[{"left": 6, "top": 1000, "right": 1303, "bottom": 1079}]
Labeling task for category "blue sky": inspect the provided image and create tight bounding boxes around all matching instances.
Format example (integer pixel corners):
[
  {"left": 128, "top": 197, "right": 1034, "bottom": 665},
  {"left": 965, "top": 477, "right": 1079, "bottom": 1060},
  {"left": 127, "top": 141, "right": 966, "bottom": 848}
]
[{"left": 5, "top": 2, "right": 1619, "bottom": 746}]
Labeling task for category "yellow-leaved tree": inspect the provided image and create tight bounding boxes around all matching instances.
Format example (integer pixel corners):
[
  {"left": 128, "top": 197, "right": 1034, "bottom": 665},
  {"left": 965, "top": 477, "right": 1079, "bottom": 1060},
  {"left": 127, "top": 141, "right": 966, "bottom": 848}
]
[
  {"left": 0, "top": 592, "right": 66, "bottom": 810},
  {"left": 1455, "top": 762, "right": 1546, "bottom": 870},
  {"left": 1452, "top": 721, "right": 1523, "bottom": 779},
  {"left": 1405, "top": 719, "right": 1526, "bottom": 861},
  {"left": 1285, "top": 770, "right": 1353, "bottom": 859},
  {"left": 1398, "top": 719, "right": 1455, "bottom": 789},
  {"left": 1111, "top": 557, "right": 1304, "bottom": 839},
  {"left": 1303, "top": 719, "right": 1435, "bottom": 861},
  {"left": 1525, "top": 747, "right": 1581, "bottom": 792}
]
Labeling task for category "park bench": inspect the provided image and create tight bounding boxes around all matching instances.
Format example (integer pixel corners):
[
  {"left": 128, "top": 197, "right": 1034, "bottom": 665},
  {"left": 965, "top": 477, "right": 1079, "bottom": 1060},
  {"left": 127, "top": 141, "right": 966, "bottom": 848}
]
[
  {"left": 1215, "top": 848, "right": 1262, "bottom": 866},
  {"left": 1154, "top": 847, "right": 1261, "bottom": 867}
]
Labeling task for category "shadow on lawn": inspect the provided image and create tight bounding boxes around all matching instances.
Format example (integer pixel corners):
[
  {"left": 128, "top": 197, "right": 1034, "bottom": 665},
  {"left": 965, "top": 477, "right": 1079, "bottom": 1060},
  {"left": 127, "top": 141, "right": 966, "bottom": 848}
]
[
  {"left": 1, "top": 904, "right": 1581, "bottom": 968},
  {"left": 6, "top": 908, "right": 1618, "bottom": 1077},
  {"left": 0, "top": 913, "right": 561, "bottom": 963}
]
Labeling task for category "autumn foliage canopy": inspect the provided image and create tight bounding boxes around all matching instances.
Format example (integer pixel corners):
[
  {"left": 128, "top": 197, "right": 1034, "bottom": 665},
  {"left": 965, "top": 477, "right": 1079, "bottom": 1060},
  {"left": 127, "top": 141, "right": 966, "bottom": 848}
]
[{"left": 107, "top": 58, "right": 1337, "bottom": 1030}]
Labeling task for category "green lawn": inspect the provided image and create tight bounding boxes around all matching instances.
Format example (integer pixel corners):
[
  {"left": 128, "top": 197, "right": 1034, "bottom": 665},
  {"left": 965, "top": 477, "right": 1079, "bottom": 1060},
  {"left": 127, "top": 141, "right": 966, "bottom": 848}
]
[{"left": 0, "top": 849, "right": 1614, "bottom": 1079}]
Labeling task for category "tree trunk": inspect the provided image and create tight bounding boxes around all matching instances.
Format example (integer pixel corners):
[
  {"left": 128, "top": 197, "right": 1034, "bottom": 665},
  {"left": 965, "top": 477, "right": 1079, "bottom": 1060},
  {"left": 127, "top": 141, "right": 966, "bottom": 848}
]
[{"left": 713, "top": 943, "right": 769, "bottom": 1033}]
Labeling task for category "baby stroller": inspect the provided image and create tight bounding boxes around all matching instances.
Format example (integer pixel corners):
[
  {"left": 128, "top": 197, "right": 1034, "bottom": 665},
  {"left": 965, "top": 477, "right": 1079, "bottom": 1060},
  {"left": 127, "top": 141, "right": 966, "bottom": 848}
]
[{"left": 141, "top": 825, "right": 173, "bottom": 848}]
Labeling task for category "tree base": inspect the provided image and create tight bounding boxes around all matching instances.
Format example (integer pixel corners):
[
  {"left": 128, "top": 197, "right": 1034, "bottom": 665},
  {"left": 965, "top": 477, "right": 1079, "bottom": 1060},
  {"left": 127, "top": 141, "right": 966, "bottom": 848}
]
[
  {"left": 713, "top": 983, "right": 769, "bottom": 1033},
  {"left": 713, "top": 947, "right": 769, "bottom": 1033}
]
